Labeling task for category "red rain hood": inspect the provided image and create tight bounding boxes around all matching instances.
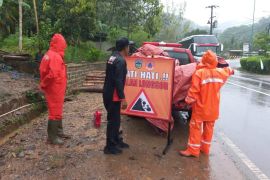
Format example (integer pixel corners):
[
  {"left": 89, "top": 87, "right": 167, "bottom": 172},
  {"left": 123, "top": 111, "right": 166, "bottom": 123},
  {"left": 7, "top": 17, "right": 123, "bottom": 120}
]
[
  {"left": 49, "top": 34, "right": 67, "bottom": 58},
  {"left": 197, "top": 50, "right": 218, "bottom": 70}
]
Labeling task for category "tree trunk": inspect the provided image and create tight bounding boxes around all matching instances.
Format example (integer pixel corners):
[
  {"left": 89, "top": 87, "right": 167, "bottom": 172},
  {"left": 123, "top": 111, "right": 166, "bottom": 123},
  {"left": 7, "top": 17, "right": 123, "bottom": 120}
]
[
  {"left": 19, "top": 0, "right": 23, "bottom": 52},
  {"left": 32, "top": 0, "right": 39, "bottom": 34}
]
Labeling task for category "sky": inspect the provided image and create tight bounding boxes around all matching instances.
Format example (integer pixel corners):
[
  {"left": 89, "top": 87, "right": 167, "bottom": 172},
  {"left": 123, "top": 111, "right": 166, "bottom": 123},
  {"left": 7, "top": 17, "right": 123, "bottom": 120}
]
[{"left": 161, "top": 0, "right": 270, "bottom": 29}]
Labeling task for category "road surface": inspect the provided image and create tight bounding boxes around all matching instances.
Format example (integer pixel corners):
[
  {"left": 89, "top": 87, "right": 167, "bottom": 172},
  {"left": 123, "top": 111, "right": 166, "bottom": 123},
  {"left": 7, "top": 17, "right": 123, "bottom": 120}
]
[{"left": 216, "top": 59, "right": 270, "bottom": 179}]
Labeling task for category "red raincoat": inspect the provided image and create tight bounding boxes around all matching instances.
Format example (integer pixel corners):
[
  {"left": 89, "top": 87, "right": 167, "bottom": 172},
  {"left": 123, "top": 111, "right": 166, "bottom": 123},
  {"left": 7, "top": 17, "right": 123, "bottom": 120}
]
[{"left": 39, "top": 34, "right": 67, "bottom": 120}]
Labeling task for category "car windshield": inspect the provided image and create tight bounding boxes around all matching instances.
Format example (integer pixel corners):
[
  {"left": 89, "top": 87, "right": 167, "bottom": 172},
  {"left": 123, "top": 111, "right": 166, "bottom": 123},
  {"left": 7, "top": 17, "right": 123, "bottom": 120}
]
[
  {"left": 196, "top": 46, "right": 218, "bottom": 56},
  {"left": 166, "top": 51, "right": 190, "bottom": 65}
]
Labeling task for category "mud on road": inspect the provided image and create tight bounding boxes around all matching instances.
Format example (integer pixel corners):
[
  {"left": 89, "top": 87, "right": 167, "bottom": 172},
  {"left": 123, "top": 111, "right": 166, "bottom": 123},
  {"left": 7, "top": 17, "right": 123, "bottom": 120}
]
[{"left": 0, "top": 93, "right": 245, "bottom": 180}]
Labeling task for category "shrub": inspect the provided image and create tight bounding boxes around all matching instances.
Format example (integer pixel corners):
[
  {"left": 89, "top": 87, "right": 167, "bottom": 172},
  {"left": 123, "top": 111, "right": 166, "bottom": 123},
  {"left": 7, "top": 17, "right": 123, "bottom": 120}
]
[
  {"left": 240, "top": 56, "right": 270, "bottom": 74},
  {"left": 130, "top": 28, "right": 152, "bottom": 46},
  {"left": 65, "top": 41, "right": 108, "bottom": 63},
  {"left": 0, "top": 34, "right": 108, "bottom": 63},
  {"left": 0, "top": 34, "right": 37, "bottom": 56}
]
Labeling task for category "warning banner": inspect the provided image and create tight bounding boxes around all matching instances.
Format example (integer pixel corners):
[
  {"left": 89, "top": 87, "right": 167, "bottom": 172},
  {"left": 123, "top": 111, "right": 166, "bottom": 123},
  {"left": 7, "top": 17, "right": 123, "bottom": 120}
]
[{"left": 121, "top": 56, "right": 174, "bottom": 121}]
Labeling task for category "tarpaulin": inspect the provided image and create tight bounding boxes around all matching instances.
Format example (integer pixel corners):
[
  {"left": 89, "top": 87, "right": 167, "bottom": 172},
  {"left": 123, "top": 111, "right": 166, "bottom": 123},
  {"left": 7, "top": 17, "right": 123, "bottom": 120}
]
[
  {"left": 132, "top": 44, "right": 169, "bottom": 57},
  {"left": 173, "top": 63, "right": 197, "bottom": 104},
  {"left": 146, "top": 64, "right": 196, "bottom": 132}
]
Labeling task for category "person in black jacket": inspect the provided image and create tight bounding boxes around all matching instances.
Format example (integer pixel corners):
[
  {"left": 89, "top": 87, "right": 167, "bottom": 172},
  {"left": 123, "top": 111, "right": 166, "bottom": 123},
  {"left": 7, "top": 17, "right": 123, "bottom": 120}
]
[{"left": 103, "top": 38, "right": 129, "bottom": 155}]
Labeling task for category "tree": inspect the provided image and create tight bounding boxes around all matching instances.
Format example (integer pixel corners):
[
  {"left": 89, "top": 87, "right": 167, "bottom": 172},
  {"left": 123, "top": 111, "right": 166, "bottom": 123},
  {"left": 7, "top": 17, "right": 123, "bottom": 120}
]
[
  {"left": 96, "top": 0, "right": 162, "bottom": 39},
  {"left": 219, "top": 16, "right": 270, "bottom": 51},
  {"left": 155, "top": 2, "right": 191, "bottom": 42},
  {"left": 0, "top": 0, "right": 18, "bottom": 36},
  {"left": 254, "top": 32, "right": 270, "bottom": 54}
]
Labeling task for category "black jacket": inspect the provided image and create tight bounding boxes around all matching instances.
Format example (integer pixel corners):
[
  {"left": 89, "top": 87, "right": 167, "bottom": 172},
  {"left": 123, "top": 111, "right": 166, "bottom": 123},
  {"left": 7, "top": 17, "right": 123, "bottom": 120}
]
[{"left": 103, "top": 51, "right": 127, "bottom": 102}]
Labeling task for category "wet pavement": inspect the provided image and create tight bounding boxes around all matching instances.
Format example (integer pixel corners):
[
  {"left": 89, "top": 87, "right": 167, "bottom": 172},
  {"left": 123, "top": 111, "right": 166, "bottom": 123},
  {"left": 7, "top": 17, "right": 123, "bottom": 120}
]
[{"left": 217, "top": 59, "right": 270, "bottom": 179}]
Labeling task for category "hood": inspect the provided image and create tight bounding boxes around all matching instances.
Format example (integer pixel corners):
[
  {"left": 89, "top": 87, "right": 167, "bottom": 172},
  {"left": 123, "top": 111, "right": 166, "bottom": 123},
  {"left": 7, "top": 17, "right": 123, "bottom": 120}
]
[
  {"left": 197, "top": 50, "right": 218, "bottom": 70},
  {"left": 49, "top": 34, "right": 67, "bottom": 58}
]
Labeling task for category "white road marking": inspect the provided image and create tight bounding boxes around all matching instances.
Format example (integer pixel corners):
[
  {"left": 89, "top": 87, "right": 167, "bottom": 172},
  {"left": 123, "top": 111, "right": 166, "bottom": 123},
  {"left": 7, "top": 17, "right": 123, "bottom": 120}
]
[
  {"left": 219, "top": 132, "right": 270, "bottom": 180},
  {"left": 227, "top": 81, "right": 270, "bottom": 97},
  {"left": 231, "top": 75, "right": 270, "bottom": 85}
]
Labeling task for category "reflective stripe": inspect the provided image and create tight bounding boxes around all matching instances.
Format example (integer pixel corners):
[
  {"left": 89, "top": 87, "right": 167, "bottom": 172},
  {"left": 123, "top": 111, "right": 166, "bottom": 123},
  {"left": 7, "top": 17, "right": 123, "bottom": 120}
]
[
  {"left": 201, "top": 140, "right": 211, "bottom": 145},
  {"left": 201, "top": 78, "right": 224, "bottom": 85},
  {"left": 188, "top": 143, "right": 201, "bottom": 147}
]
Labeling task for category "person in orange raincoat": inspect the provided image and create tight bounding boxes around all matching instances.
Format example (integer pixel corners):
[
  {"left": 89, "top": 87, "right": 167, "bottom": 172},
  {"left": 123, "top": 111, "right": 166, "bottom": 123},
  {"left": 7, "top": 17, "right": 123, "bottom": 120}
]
[
  {"left": 39, "top": 34, "right": 70, "bottom": 145},
  {"left": 179, "top": 50, "right": 234, "bottom": 157}
]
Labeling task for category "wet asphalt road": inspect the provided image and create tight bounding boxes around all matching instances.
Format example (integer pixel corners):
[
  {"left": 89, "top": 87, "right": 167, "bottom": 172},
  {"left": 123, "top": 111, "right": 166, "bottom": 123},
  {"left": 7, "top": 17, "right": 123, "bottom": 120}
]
[{"left": 216, "top": 59, "right": 270, "bottom": 179}]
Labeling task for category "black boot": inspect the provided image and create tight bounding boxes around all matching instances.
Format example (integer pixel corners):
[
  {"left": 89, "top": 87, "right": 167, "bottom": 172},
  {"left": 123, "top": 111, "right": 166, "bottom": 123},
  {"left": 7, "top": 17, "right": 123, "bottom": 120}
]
[
  {"left": 104, "top": 122, "right": 122, "bottom": 155},
  {"left": 57, "top": 121, "right": 71, "bottom": 139},
  {"left": 104, "top": 139, "right": 122, "bottom": 155},
  {"left": 47, "top": 120, "right": 64, "bottom": 145},
  {"left": 115, "top": 135, "right": 129, "bottom": 149}
]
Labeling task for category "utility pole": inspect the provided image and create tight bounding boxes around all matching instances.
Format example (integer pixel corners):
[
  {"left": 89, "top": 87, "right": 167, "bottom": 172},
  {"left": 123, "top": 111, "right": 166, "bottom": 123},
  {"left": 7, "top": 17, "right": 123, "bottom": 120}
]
[
  {"left": 251, "top": 0, "right": 256, "bottom": 52},
  {"left": 206, "top": 5, "right": 219, "bottom": 35}
]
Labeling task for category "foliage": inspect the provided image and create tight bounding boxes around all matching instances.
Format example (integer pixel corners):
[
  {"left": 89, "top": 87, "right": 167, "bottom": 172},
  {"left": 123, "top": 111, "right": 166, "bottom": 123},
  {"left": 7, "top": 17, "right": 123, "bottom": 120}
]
[
  {"left": 254, "top": 32, "right": 270, "bottom": 53},
  {"left": 184, "top": 28, "right": 208, "bottom": 37},
  {"left": 0, "top": 0, "right": 164, "bottom": 63},
  {"left": 155, "top": 2, "right": 191, "bottom": 42},
  {"left": 0, "top": 0, "right": 18, "bottom": 36},
  {"left": 130, "top": 27, "right": 152, "bottom": 46},
  {"left": 219, "top": 16, "right": 270, "bottom": 51},
  {"left": 240, "top": 56, "right": 270, "bottom": 74},
  {"left": 65, "top": 41, "right": 109, "bottom": 63},
  {"left": 0, "top": 34, "right": 37, "bottom": 55},
  {"left": 107, "top": 27, "right": 128, "bottom": 43},
  {"left": 96, "top": 0, "right": 163, "bottom": 39},
  {"left": 35, "top": 19, "right": 55, "bottom": 51}
]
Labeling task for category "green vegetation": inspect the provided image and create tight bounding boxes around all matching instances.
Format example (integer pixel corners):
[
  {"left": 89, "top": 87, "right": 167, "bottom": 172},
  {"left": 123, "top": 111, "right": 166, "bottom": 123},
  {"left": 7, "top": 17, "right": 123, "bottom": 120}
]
[
  {"left": 219, "top": 16, "right": 270, "bottom": 51},
  {"left": 65, "top": 42, "right": 108, "bottom": 63},
  {"left": 0, "top": 0, "right": 167, "bottom": 62},
  {"left": 254, "top": 32, "right": 270, "bottom": 54},
  {"left": 239, "top": 28, "right": 270, "bottom": 74},
  {"left": 0, "top": 0, "right": 200, "bottom": 62},
  {"left": 240, "top": 56, "right": 270, "bottom": 74}
]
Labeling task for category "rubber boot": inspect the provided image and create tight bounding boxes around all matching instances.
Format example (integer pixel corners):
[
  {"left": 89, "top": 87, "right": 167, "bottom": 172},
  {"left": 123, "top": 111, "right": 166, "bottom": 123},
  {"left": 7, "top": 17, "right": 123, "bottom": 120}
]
[
  {"left": 104, "top": 123, "right": 122, "bottom": 155},
  {"left": 57, "top": 121, "right": 71, "bottom": 139},
  {"left": 115, "top": 132, "right": 129, "bottom": 149},
  {"left": 179, "top": 149, "right": 199, "bottom": 158},
  {"left": 104, "top": 139, "right": 122, "bottom": 155},
  {"left": 47, "top": 120, "right": 64, "bottom": 145}
]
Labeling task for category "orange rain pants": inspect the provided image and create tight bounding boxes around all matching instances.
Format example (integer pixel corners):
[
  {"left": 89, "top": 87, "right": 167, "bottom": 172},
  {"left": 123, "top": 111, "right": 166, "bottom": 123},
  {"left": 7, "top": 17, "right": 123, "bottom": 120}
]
[{"left": 187, "top": 119, "right": 215, "bottom": 155}]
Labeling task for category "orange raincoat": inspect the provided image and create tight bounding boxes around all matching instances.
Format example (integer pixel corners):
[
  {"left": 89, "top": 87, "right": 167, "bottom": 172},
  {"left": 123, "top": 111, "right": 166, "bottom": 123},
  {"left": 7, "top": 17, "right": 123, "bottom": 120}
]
[
  {"left": 184, "top": 50, "right": 233, "bottom": 156},
  {"left": 39, "top": 34, "right": 67, "bottom": 120}
]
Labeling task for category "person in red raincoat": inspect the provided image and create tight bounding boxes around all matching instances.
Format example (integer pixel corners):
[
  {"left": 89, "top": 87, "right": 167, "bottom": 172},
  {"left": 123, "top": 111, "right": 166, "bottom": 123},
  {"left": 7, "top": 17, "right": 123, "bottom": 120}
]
[
  {"left": 39, "top": 34, "right": 70, "bottom": 145},
  {"left": 179, "top": 50, "right": 234, "bottom": 157}
]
